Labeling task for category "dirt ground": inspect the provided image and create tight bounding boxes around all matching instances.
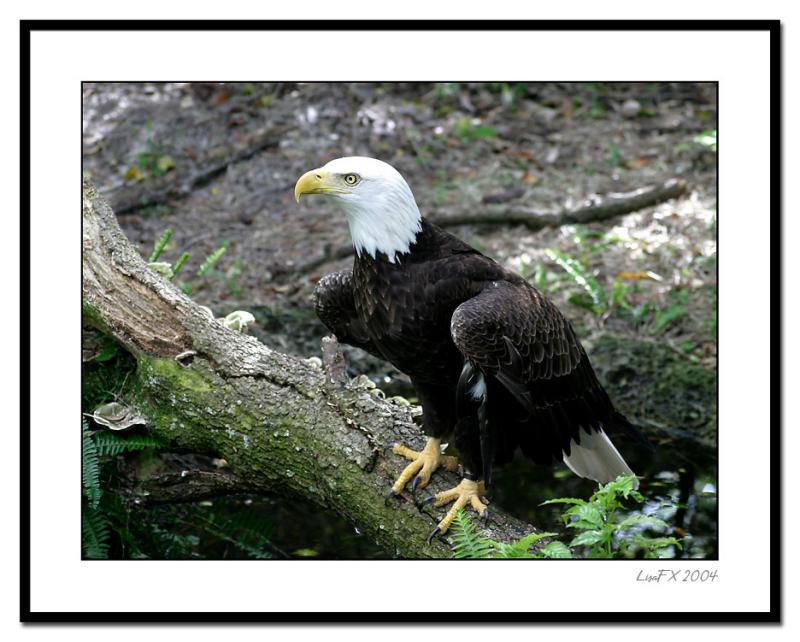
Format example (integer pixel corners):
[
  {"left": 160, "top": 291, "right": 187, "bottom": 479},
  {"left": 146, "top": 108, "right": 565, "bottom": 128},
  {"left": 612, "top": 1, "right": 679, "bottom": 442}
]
[
  {"left": 82, "top": 82, "right": 718, "bottom": 558},
  {"left": 83, "top": 81, "right": 716, "bottom": 355}
]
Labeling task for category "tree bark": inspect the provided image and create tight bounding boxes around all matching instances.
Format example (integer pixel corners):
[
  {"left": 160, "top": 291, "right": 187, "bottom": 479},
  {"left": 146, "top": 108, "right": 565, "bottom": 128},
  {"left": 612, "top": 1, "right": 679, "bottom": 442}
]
[{"left": 82, "top": 178, "right": 542, "bottom": 559}]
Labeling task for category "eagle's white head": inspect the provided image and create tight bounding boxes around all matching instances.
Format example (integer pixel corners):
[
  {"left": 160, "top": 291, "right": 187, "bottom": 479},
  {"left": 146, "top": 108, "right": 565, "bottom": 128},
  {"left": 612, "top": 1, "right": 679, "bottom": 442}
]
[{"left": 294, "top": 156, "right": 423, "bottom": 263}]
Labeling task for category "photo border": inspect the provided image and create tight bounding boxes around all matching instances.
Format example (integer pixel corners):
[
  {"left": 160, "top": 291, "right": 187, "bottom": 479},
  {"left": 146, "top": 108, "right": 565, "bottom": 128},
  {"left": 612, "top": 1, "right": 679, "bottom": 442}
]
[{"left": 20, "top": 18, "right": 781, "bottom": 623}]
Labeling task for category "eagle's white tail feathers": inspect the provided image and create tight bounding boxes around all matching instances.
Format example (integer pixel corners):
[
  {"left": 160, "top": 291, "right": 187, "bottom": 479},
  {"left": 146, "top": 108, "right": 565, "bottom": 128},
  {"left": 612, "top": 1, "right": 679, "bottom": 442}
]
[{"left": 562, "top": 427, "right": 639, "bottom": 489}]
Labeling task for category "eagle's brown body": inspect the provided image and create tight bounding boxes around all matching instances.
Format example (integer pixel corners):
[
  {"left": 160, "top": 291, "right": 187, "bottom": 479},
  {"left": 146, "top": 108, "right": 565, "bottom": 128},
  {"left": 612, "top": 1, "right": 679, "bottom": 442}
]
[{"left": 315, "top": 218, "right": 633, "bottom": 485}]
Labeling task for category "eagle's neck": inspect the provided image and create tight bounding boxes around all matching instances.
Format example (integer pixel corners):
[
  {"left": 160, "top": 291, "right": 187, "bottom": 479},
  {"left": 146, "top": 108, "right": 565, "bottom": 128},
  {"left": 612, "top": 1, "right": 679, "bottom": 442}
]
[{"left": 339, "top": 184, "right": 423, "bottom": 264}]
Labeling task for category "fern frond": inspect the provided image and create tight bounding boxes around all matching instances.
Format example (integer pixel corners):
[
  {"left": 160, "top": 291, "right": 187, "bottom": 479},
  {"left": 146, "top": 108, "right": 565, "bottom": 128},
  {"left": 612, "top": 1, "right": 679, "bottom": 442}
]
[
  {"left": 169, "top": 251, "right": 190, "bottom": 279},
  {"left": 82, "top": 506, "right": 111, "bottom": 559},
  {"left": 148, "top": 228, "right": 173, "bottom": 263},
  {"left": 82, "top": 418, "right": 102, "bottom": 507},
  {"left": 450, "top": 509, "right": 496, "bottom": 559},
  {"left": 94, "top": 432, "right": 165, "bottom": 457},
  {"left": 197, "top": 246, "right": 226, "bottom": 276},
  {"left": 495, "top": 532, "right": 557, "bottom": 559},
  {"left": 186, "top": 513, "right": 274, "bottom": 559}
]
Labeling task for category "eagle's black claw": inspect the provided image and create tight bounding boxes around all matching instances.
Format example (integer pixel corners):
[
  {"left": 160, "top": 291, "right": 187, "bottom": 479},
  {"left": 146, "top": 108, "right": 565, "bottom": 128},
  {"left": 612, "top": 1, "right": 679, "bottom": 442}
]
[
  {"left": 410, "top": 474, "right": 422, "bottom": 497},
  {"left": 384, "top": 441, "right": 397, "bottom": 454},
  {"left": 480, "top": 508, "right": 491, "bottom": 524},
  {"left": 384, "top": 489, "right": 399, "bottom": 506},
  {"left": 418, "top": 495, "right": 436, "bottom": 508},
  {"left": 427, "top": 527, "right": 441, "bottom": 545}
]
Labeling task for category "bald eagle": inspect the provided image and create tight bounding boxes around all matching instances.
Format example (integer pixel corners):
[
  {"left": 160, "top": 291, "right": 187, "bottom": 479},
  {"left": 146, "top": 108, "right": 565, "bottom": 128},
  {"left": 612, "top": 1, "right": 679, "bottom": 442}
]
[{"left": 295, "top": 157, "right": 640, "bottom": 537}]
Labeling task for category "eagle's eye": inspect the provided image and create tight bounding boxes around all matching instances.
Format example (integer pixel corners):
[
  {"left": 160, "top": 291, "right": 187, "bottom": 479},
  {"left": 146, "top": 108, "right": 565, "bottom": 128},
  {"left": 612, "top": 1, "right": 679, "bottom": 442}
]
[{"left": 343, "top": 173, "right": 360, "bottom": 186}]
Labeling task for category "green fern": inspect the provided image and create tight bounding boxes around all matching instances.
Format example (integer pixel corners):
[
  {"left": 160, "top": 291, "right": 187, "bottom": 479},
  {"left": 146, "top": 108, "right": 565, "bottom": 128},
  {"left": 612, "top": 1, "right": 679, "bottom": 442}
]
[
  {"left": 82, "top": 419, "right": 102, "bottom": 507},
  {"left": 451, "top": 509, "right": 558, "bottom": 559},
  {"left": 184, "top": 508, "right": 276, "bottom": 560},
  {"left": 148, "top": 227, "right": 173, "bottom": 262},
  {"left": 82, "top": 416, "right": 167, "bottom": 559},
  {"left": 197, "top": 245, "right": 227, "bottom": 276},
  {"left": 450, "top": 509, "right": 497, "bottom": 558},
  {"left": 169, "top": 251, "right": 190, "bottom": 279},
  {"left": 545, "top": 248, "right": 607, "bottom": 313},
  {"left": 494, "top": 531, "right": 558, "bottom": 558},
  {"left": 451, "top": 475, "right": 680, "bottom": 560},
  {"left": 93, "top": 432, "right": 166, "bottom": 457},
  {"left": 82, "top": 506, "right": 111, "bottom": 559}
]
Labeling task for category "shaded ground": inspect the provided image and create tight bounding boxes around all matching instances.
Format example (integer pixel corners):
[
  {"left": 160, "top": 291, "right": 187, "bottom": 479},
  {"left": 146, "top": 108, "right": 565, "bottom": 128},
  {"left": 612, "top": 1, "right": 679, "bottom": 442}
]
[{"left": 83, "top": 82, "right": 717, "bottom": 559}]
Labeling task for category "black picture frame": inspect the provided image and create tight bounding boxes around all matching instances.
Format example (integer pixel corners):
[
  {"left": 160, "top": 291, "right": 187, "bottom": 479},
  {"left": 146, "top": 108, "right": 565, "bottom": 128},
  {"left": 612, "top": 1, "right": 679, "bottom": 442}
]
[{"left": 20, "top": 18, "right": 781, "bottom": 624}]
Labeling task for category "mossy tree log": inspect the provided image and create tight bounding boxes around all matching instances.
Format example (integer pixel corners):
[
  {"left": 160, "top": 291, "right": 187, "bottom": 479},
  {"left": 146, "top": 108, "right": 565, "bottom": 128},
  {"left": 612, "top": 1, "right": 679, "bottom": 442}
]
[{"left": 82, "top": 178, "right": 542, "bottom": 559}]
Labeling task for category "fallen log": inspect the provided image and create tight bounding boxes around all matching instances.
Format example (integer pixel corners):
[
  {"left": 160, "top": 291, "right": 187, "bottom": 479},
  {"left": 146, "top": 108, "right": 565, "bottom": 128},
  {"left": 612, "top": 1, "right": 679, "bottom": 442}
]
[
  {"left": 293, "top": 179, "right": 688, "bottom": 274},
  {"left": 81, "top": 178, "right": 542, "bottom": 559},
  {"left": 433, "top": 178, "right": 688, "bottom": 229},
  {"left": 106, "top": 124, "right": 290, "bottom": 214}
]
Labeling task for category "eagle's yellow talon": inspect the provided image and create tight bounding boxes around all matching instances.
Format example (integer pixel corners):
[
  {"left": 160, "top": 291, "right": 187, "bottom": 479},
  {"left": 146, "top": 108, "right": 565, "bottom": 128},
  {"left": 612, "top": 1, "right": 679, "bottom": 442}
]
[
  {"left": 388, "top": 437, "right": 458, "bottom": 495},
  {"left": 429, "top": 478, "right": 488, "bottom": 535}
]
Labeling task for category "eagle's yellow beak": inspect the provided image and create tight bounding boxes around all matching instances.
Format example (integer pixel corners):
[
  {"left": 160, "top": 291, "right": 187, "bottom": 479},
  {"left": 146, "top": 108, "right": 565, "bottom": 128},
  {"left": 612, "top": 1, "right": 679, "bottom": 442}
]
[{"left": 294, "top": 168, "right": 341, "bottom": 203}]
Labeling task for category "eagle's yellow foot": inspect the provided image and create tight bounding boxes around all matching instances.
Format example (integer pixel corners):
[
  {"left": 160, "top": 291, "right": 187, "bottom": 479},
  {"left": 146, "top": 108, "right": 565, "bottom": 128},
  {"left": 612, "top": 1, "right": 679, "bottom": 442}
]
[
  {"left": 421, "top": 478, "right": 489, "bottom": 542},
  {"left": 386, "top": 437, "right": 459, "bottom": 501}
]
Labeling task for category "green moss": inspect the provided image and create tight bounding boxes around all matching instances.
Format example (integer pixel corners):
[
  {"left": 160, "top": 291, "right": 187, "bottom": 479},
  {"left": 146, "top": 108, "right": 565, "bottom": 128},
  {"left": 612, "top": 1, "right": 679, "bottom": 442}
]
[
  {"left": 142, "top": 356, "right": 213, "bottom": 394},
  {"left": 82, "top": 299, "right": 108, "bottom": 332}
]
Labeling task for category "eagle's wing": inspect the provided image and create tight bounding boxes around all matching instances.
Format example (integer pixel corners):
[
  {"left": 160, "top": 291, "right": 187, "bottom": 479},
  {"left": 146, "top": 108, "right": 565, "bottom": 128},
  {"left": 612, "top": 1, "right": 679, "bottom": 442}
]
[
  {"left": 450, "top": 280, "right": 636, "bottom": 483},
  {"left": 314, "top": 270, "right": 376, "bottom": 354}
]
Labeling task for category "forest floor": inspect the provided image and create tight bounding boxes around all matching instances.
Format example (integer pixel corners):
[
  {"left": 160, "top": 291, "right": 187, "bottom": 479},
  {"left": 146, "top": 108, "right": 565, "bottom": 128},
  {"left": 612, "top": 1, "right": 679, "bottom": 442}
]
[{"left": 83, "top": 82, "right": 718, "bottom": 559}]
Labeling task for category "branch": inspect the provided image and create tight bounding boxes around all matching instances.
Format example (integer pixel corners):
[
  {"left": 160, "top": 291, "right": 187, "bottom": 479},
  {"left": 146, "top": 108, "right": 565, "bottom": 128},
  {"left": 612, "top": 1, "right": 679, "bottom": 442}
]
[
  {"left": 106, "top": 125, "right": 290, "bottom": 214},
  {"left": 82, "top": 178, "right": 542, "bottom": 558},
  {"left": 431, "top": 179, "right": 688, "bottom": 229},
  {"left": 292, "top": 179, "right": 688, "bottom": 274}
]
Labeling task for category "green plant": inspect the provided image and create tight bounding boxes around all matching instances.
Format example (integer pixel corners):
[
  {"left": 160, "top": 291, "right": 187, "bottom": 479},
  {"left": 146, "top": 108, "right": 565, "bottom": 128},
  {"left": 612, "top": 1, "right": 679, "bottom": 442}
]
[
  {"left": 197, "top": 245, "right": 227, "bottom": 276},
  {"left": 450, "top": 510, "right": 568, "bottom": 559},
  {"left": 454, "top": 117, "right": 498, "bottom": 143},
  {"left": 145, "top": 228, "right": 229, "bottom": 288},
  {"left": 651, "top": 288, "right": 688, "bottom": 334},
  {"left": 606, "top": 144, "right": 623, "bottom": 168},
  {"left": 82, "top": 417, "right": 165, "bottom": 559},
  {"left": 543, "top": 475, "right": 681, "bottom": 559},
  {"left": 451, "top": 475, "right": 681, "bottom": 560},
  {"left": 544, "top": 248, "right": 608, "bottom": 314},
  {"left": 694, "top": 129, "right": 717, "bottom": 152},
  {"left": 82, "top": 418, "right": 111, "bottom": 558}
]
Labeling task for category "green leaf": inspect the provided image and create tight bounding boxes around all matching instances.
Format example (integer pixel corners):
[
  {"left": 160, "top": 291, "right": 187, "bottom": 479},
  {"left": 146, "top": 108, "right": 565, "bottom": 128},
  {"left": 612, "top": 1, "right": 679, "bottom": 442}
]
[
  {"left": 197, "top": 246, "right": 227, "bottom": 276},
  {"left": 653, "top": 304, "right": 685, "bottom": 333},
  {"left": 617, "top": 514, "right": 670, "bottom": 531},
  {"left": 292, "top": 548, "right": 319, "bottom": 557},
  {"left": 566, "top": 504, "right": 604, "bottom": 529},
  {"left": 544, "top": 248, "right": 607, "bottom": 312},
  {"left": 156, "top": 155, "right": 176, "bottom": 174},
  {"left": 82, "top": 419, "right": 102, "bottom": 507},
  {"left": 82, "top": 506, "right": 111, "bottom": 559},
  {"left": 93, "top": 343, "right": 119, "bottom": 363},
  {"left": 169, "top": 251, "right": 190, "bottom": 279},
  {"left": 148, "top": 228, "right": 173, "bottom": 263},
  {"left": 595, "top": 474, "right": 639, "bottom": 500},
  {"left": 540, "top": 497, "right": 587, "bottom": 507},
  {"left": 450, "top": 509, "right": 496, "bottom": 559},
  {"left": 540, "top": 541, "right": 572, "bottom": 559},
  {"left": 570, "top": 530, "right": 605, "bottom": 547},
  {"left": 498, "top": 532, "right": 558, "bottom": 558},
  {"left": 94, "top": 432, "right": 165, "bottom": 457},
  {"left": 693, "top": 129, "right": 717, "bottom": 152}
]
